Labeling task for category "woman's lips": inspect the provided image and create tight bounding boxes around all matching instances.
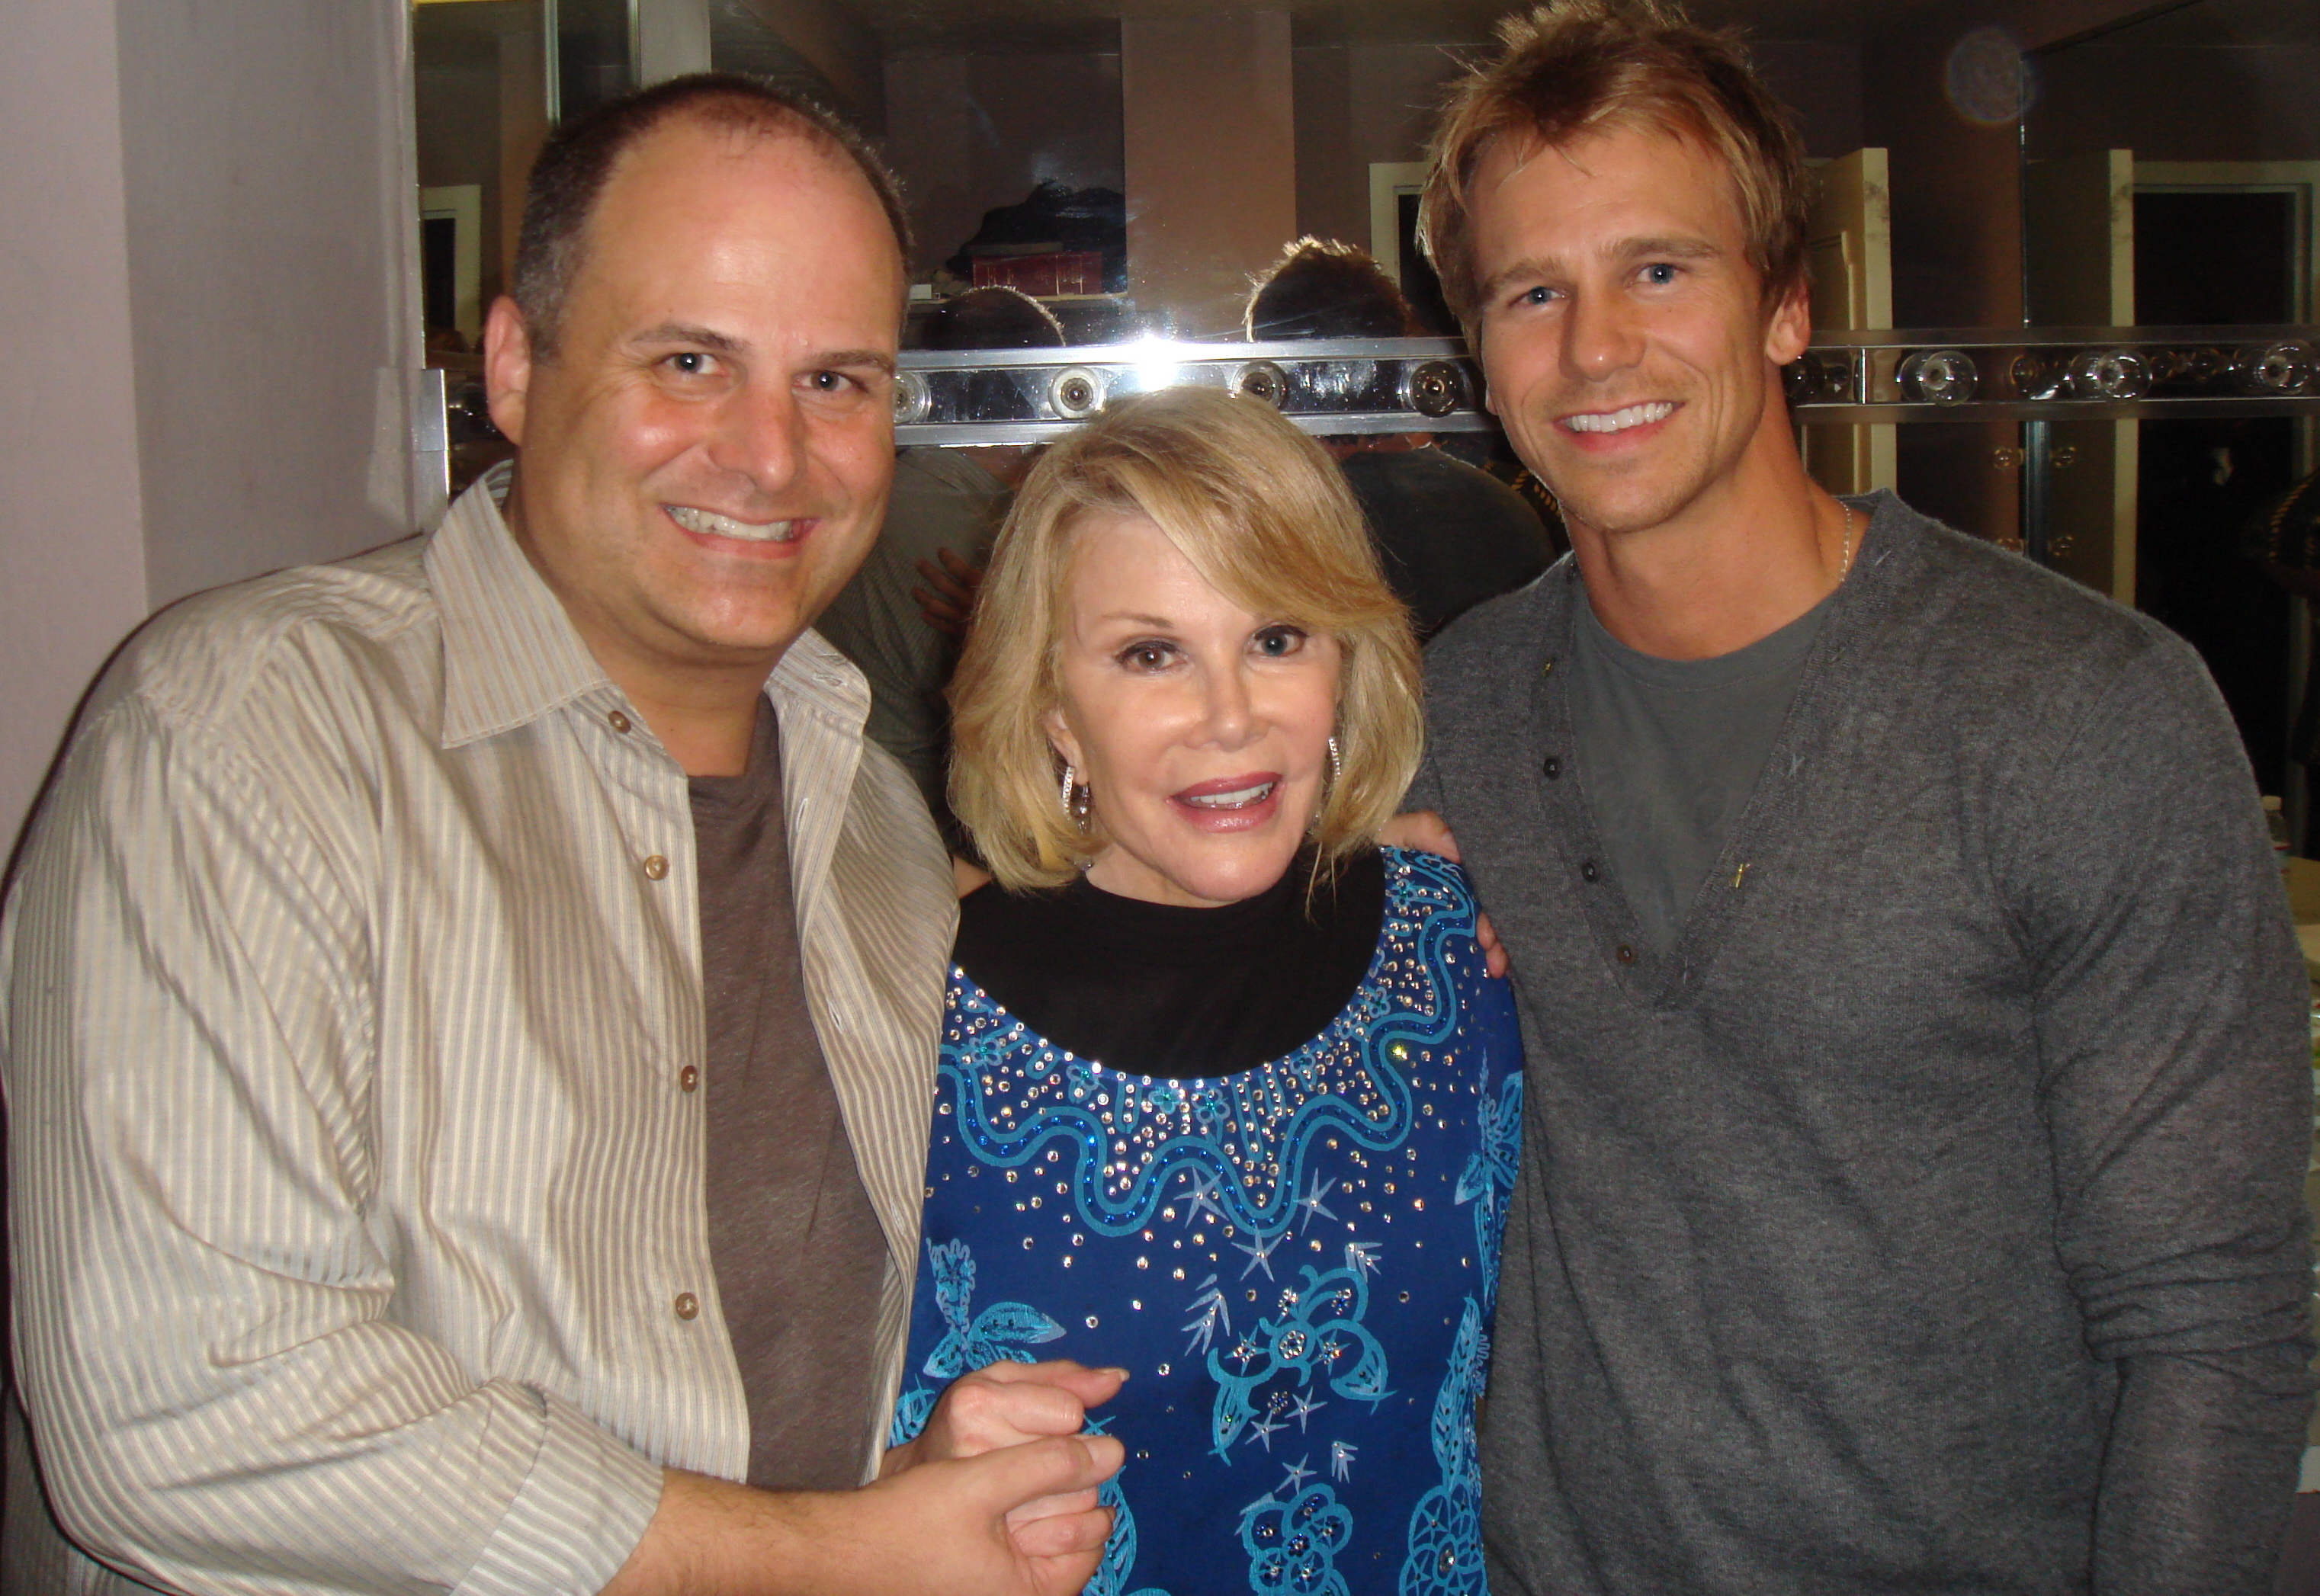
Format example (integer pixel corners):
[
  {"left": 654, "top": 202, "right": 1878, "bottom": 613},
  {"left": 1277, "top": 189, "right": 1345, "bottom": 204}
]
[{"left": 1169, "top": 773, "right": 1284, "bottom": 832}]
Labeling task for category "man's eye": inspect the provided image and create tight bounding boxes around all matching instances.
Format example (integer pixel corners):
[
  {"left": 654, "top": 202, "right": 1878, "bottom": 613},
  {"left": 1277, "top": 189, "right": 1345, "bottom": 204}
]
[
  {"left": 1642, "top": 262, "right": 1679, "bottom": 286},
  {"left": 666, "top": 351, "right": 717, "bottom": 377},
  {"left": 1520, "top": 286, "right": 1553, "bottom": 305},
  {"left": 1253, "top": 626, "right": 1306, "bottom": 658},
  {"left": 807, "top": 370, "right": 857, "bottom": 394}
]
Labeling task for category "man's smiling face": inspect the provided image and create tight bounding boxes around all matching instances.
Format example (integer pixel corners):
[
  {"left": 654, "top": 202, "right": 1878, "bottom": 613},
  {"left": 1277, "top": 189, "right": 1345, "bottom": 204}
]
[
  {"left": 1468, "top": 120, "right": 1808, "bottom": 543},
  {"left": 486, "top": 112, "right": 903, "bottom": 694}
]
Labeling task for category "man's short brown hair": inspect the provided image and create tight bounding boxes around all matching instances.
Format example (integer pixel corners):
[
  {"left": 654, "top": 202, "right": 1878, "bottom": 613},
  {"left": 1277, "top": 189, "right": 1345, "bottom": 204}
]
[
  {"left": 511, "top": 73, "right": 912, "bottom": 361},
  {"left": 1418, "top": 0, "right": 1808, "bottom": 333},
  {"left": 1243, "top": 239, "right": 1417, "bottom": 342}
]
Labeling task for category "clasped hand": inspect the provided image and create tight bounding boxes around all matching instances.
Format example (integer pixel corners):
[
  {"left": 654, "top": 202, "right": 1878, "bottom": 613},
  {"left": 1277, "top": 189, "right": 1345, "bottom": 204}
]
[{"left": 882, "top": 1359, "right": 1130, "bottom": 1548}]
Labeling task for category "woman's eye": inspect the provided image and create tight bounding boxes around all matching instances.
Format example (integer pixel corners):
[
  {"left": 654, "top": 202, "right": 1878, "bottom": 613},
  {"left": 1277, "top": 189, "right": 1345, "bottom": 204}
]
[
  {"left": 1121, "top": 643, "right": 1173, "bottom": 670},
  {"left": 1253, "top": 626, "right": 1306, "bottom": 658}
]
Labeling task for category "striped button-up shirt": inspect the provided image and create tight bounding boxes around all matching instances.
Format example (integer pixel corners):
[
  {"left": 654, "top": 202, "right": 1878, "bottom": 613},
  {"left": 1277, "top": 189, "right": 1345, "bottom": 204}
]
[{"left": 1, "top": 466, "right": 958, "bottom": 1596}]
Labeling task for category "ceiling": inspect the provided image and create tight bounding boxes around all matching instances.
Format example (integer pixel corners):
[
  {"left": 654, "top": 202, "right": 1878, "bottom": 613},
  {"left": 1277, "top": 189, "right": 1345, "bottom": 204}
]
[{"left": 830, "top": 0, "right": 1957, "bottom": 54}]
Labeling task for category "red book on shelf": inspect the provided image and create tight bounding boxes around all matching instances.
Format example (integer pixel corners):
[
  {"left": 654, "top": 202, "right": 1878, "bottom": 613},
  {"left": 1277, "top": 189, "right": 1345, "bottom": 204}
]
[{"left": 971, "top": 252, "right": 1102, "bottom": 296}]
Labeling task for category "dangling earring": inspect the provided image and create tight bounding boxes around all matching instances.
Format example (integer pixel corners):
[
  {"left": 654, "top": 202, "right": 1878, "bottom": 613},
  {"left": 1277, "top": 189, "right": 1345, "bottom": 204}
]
[
  {"left": 1327, "top": 735, "right": 1343, "bottom": 790},
  {"left": 1059, "top": 763, "right": 1091, "bottom": 832}
]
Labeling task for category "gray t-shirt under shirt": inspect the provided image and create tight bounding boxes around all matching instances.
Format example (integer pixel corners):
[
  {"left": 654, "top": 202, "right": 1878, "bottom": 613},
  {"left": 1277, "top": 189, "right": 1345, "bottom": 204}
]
[
  {"left": 691, "top": 704, "right": 889, "bottom": 1490},
  {"left": 1568, "top": 586, "right": 1834, "bottom": 954}
]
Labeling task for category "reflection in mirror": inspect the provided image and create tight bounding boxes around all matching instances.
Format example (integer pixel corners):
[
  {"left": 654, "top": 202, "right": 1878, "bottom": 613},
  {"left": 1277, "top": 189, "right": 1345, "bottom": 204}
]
[{"left": 2025, "top": 0, "right": 2318, "bottom": 826}]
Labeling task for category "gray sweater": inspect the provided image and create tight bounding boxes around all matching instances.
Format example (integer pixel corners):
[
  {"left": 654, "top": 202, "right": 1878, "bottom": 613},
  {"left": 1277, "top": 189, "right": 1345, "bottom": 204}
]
[{"left": 1413, "top": 492, "right": 2314, "bottom": 1595}]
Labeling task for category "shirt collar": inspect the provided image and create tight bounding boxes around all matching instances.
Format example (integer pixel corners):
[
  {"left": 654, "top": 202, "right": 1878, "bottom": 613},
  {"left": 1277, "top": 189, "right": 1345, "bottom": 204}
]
[
  {"left": 425, "top": 461, "right": 875, "bottom": 749},
  {"left": 769, "top": 627, "right": 874, "bottom": 739},
  {"left": 427, "top": 463, "right": 617, "bottom": 748}
]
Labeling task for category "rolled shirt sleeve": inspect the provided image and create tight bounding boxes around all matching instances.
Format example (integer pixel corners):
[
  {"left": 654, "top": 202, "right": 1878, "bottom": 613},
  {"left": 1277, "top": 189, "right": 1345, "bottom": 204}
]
[
  {"left": 3, "top": 473, "right": 947, "bottom": 1595},
  {"left": 5, "top": 691, "right": 666, "bottom": 1596},
  {"left": 2003, "top": 636, "right": 2315, "bottom": 1594}
]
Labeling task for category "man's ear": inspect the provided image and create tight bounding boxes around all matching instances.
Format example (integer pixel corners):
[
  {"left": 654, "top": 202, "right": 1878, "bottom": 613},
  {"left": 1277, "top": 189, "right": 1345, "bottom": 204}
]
[
  {"left": 1763, "top": 277, "right": 1811, "bottom": 368},
  {"left": 482, "top": 295, "right": 534, "bottom": 447}
]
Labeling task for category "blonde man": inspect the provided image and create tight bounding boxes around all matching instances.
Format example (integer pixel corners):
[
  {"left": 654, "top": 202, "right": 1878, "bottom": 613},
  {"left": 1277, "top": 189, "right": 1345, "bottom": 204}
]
[{"left": 1406, "top": 4, "right": 2312, "bottom": 1594}]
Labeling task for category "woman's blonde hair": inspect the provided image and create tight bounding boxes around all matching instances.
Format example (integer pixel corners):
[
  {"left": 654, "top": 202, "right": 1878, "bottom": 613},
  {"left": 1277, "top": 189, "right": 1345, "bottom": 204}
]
[{"left": 949, "top": 385, "right": 1423, "bottom": 893}]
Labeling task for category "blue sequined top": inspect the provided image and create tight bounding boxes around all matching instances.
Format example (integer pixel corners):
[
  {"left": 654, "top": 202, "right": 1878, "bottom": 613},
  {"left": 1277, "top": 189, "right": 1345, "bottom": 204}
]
[{"left": 894, "top": 848, "right": 1523, "bottom": 1596}]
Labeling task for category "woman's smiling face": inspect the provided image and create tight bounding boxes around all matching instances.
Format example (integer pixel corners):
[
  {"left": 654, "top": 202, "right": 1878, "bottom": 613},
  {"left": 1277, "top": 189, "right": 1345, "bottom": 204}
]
[{"left": 1044, "top": 510, "right": 1343, "bottom": 909}]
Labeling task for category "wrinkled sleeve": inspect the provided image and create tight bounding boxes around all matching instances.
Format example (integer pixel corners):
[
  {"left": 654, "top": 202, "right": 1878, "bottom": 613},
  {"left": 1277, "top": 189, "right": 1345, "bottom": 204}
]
[
  {"left": 2005, "top": 636, "right": 2315, "bottom": 1596},
  {"left": 1, "top": 694, "right": 663, "bottom": 1596}
]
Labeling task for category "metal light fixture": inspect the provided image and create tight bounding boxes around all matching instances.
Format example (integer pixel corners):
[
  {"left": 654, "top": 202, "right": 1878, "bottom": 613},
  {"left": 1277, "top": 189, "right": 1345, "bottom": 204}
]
[
  {"left": 1047, "top": 367, "right": 1105, "bottom": 421},
  {"left": 1898, "top": 349, "right": 1978, "bottom": 405},
  {"left": 1400, "top": 360, "right": 1466, "bottom": 418},
  {"left": 1235, "top": 361, "right": 1288, "bottom": 408},
  {"left": 2236, "top": 340, "right": 2317, "bottom": 395},
  {"left": 890, "top": 370, "right": 932, "bottom": 426},
  {"left": 2067, "top": 349, "right": 2150, "bottom": 400}
]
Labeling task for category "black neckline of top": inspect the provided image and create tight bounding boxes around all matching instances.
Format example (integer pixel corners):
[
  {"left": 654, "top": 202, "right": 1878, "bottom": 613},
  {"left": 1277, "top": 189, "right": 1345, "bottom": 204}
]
[{"left": 952, "top": 847, "right": 1388, "bottom": 1078}]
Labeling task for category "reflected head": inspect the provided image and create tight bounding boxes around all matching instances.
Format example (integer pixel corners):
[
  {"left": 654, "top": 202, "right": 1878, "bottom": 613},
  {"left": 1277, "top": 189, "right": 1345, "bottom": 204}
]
[
  {"left": 948, "top": 386, "right": 1422, "bottom": 892},
  {"left": 511, "top": 73, "right": 911, "bottom": 361},
  {"left": 1419, "top": 0, "right": 1808, "bottom": 332},
  {"left": 1244, "top": 239, "right": 1417, "bottom": 342},
  {"left": 916, "top": 286, "right": 1067, "bottom": 352}
]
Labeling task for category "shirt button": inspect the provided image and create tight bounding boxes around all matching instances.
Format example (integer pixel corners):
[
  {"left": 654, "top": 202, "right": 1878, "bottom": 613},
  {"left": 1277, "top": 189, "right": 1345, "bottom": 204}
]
[
  {"left": 679, "top": 1065, "right": 699, "bottom": 1092},
  {"left": 1541, "top": 656, "right": 1557, "bottom": 677},
  {"left": 1580, "top": 860, "right": 1599, "bottom": 882},
  {"left": 1616, "top": 944, "right": 1637, "bottom": 965},
  {"left": 1542, "top": 756, "right": 1561, "bottom": 780},
  {"left": 672, "top": 1292, "right": 699, "bottom": 1321},
  {"left": 607, "top": 710, "right": 632, "bottom": 733},
  {"left": 642, "top": 854, "right": 669, "bottom": 880}
]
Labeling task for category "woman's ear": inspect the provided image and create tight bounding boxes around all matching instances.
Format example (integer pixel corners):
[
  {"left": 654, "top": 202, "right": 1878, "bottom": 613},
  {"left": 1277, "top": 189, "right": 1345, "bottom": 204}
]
[{"left": 1044, "top": 706, "right": 1083, "bottom": 775}]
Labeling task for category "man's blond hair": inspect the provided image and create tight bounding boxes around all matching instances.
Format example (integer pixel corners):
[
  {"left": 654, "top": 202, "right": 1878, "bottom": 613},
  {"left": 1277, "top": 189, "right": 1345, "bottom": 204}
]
[{"left": 1419, "top": 0, "right": 1810, "bottom": 334}]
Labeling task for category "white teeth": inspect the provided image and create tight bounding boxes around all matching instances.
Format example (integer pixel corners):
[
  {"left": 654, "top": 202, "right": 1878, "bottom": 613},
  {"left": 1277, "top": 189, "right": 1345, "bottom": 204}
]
[
  {"left": 668, "top": 505, "right": 800, "bottom": 542},
  {"left": 1565, "top": 401, "right": 1674, "bottom": 434},
  {"left": 1181, "top": 781, "right": 1276, "bottom": 809}
]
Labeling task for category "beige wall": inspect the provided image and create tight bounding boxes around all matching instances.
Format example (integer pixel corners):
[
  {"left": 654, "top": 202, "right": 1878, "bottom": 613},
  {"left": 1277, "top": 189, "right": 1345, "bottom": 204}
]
[
  {"left": 0, "top": 0, "right": 421, "bottom": 852},
  {"left": 1121, "top": 11, "right": 1298, "bottom": 338},
  {"left": 0, "top": 0, "right": 154, "bottom": 851}
]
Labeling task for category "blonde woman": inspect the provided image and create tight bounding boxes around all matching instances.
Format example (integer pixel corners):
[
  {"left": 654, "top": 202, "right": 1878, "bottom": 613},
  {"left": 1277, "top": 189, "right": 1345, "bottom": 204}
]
[{"left": 885, "top": 387, "right": 1523, "bottom": 1596}]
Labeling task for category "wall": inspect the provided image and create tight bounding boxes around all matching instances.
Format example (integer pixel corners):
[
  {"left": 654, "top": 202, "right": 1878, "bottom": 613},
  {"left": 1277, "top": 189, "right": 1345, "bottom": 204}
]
[
  {"left": 882, "top": 49, "right": 1124, "bottom": 284},
  {"left": 418, "top": 59, "right": 505, "bottom": 306},
  {"left": 119, "top": 0, "right": 423, "bottom": 612},
  {"left": 0, "top": 0, "right": 155, "bottom": 849},
  {"left": 2033, "top": 42, "right": 2320, "bottom": 162},
  {"left": 1292, "top": 41, "right": 1471, "bottom": 252},
  {"left": 1121, "top": 13, "right": 1298, "bottom": 337},
  {"left": 0, "top": 0, "right": 420, "bottom": 851}
]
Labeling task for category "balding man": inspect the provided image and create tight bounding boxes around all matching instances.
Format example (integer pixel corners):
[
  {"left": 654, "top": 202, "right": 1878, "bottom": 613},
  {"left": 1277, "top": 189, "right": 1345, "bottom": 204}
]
[{"left": 3, "top": 75, "right": 1116, "bottom": 1596}]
